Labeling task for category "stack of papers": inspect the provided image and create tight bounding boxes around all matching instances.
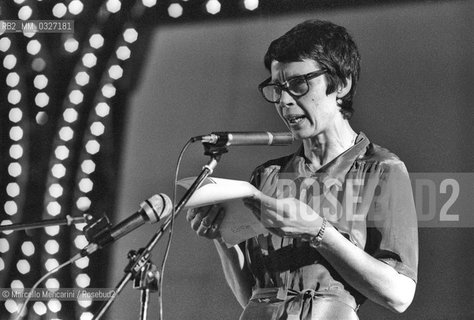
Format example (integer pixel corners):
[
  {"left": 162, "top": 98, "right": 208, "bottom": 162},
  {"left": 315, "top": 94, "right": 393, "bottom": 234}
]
[{"left": 178, "top": 177, "right": 268, "bottom": 247}]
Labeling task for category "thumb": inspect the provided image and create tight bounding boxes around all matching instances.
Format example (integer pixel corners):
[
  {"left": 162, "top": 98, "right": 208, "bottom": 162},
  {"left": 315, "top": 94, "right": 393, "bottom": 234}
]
[
  {"left": 254, "top": 191, "right": 286, "bottom": 211},
  {"left": 253, "top": 190, "right": 279, "bottom": 209}
]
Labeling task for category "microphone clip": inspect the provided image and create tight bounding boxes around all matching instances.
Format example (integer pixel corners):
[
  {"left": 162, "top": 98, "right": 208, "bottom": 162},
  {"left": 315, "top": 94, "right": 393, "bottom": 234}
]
[
  {"left": 203, "top": 141, "right": 229, "bottom": 157},
  {"left": 198, "top": 132, "right": 231, "bottom": 157},
  {"left": 83, "top": 214, "right": 112, "bottom": 246}
]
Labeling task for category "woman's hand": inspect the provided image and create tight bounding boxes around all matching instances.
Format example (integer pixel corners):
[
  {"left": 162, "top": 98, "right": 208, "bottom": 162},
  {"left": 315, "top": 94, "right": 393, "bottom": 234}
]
[
  {"left": 243, "top": 190, "right": 324, "bottom": 238},
  {"left": 186, "top": 204, "right": 225, "bottom": 240}
]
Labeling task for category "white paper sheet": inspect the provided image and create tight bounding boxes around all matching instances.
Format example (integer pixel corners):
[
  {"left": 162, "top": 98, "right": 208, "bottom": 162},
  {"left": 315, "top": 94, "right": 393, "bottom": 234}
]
[{"left": 177, "top": 177, "right": 268, "bottom": 246}]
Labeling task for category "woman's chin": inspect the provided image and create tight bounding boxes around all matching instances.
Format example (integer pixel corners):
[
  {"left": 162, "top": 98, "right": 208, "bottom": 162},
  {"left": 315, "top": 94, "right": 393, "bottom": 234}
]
[{"left": 290, "top": 127, "right": 316, "bottom": 140}]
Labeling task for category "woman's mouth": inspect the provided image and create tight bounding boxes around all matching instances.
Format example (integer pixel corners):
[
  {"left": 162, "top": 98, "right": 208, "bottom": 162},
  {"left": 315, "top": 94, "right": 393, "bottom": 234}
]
[{"left": 287, "top": 115, "right": 306, "bottom": 125}]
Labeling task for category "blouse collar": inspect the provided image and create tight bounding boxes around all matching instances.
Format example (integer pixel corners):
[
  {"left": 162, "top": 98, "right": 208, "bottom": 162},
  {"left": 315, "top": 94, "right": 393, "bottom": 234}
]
[{"left": 283, "top": 132, "right": 370, "bottom": 185}]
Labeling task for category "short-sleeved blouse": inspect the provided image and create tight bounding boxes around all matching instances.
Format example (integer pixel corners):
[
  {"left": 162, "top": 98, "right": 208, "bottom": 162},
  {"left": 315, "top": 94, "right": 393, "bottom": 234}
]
[{"left": 241, "top": 132, "right": 418, "bottom": 319}]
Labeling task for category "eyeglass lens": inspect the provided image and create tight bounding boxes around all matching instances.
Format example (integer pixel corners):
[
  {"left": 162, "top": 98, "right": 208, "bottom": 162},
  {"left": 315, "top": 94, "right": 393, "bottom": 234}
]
[{"left": 262, "top": 77, "right": 309, "bottom": 103}]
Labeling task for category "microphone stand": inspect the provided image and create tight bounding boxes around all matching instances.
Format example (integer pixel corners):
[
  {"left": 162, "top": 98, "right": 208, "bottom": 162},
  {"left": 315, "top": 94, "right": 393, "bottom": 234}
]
[
  {"left": 92, "top": 144, "right": 228, "bottom": 320},
  {"left": 0, "top": 214, "right": 91, "bottom": 232}
]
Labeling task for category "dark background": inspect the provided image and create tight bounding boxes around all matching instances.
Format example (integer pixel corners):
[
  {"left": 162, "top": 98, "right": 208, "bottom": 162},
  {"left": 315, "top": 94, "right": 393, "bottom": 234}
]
[{"left": 107, "top": 1, "right": 473, "bottom": 319}]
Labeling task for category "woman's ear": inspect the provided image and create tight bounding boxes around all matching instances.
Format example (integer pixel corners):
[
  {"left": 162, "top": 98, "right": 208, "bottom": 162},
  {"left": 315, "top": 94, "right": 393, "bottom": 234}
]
[{"left": 337, "top": 76, "right": 352, "bottom": 99}]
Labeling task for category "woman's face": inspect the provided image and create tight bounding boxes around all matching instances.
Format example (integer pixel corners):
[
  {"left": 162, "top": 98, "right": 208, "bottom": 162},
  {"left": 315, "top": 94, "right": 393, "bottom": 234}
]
[{"left": 270, "top": 59, "right": 340, "bottom": 140}]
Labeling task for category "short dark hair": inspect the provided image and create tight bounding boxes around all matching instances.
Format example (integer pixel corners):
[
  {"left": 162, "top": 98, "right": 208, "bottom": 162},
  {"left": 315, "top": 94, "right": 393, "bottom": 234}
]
[{"left": 264, "top": 20, "right": 361, "bottom": 119}]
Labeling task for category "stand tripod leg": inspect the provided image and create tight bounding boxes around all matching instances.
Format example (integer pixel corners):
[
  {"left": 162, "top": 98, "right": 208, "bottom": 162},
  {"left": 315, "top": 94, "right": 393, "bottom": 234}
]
[
  {"left": 92, "top": 272, "right": 133, "bottom": 320},
  {"left": 140, "top": 289, "right": 150, "bottom": 320}
]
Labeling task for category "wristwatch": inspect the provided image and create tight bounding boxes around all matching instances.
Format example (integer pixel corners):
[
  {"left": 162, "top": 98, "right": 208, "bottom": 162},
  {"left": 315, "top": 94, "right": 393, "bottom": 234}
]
[{"left": 309, "top": 218, "right": 327, "bottom": 247}]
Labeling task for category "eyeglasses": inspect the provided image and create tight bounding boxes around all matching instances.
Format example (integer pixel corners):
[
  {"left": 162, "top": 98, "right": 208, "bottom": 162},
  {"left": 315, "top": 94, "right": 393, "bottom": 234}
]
[{"left": 258, "top": 69, "right": 327, "bottom": 103}]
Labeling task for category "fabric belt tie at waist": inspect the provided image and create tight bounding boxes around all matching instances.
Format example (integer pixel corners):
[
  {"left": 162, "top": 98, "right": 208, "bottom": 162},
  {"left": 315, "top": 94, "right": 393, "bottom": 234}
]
[{"left": 250, "top": 287, "right": 358, "bottom": 319}]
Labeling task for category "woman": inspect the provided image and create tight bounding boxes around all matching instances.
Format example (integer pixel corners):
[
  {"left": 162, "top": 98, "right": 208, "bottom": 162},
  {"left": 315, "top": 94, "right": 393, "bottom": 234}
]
[{"left": 187, "top": 20, "right": 418, "bottom": 319}]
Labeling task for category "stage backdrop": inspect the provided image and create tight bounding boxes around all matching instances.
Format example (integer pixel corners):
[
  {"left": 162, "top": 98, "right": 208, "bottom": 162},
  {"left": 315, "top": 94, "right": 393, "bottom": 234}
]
[{"left": 106, "top": 1, "right": 473, "bottom": 319}]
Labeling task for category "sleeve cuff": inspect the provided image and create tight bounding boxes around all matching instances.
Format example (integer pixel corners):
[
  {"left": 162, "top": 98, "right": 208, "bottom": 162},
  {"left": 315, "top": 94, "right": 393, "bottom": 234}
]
[{"left": 378, "top": 257, "right": 418, "bottom": 283}]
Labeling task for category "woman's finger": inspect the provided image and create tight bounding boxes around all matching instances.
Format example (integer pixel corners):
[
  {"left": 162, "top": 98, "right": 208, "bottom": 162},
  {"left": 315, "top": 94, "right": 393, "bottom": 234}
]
[
  {"left": 205, "top": 207, "right": 225, "bottom": 239},
  {"left": 200, "top": 205, "right": 220, "bottom": 228},
  {"left": 190, "top": 206, "right": 211, "bottom": 230},
  {"left": 252, "top": 191, "right": 278, "bottom": 209},
  {"left": 186, "top": 208, "right": 198, "bottom": 222},
  {"left": 187, "top": 204, "right": 215, "bottom": 222},
  {"left": 196, "top": 205, "right": 221, "bottom": 236}
]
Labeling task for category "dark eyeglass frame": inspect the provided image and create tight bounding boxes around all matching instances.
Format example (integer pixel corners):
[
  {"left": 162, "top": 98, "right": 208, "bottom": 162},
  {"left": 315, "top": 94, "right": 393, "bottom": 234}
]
[{"left": 258, "top": 69, "right": 327, "bottom": 103}]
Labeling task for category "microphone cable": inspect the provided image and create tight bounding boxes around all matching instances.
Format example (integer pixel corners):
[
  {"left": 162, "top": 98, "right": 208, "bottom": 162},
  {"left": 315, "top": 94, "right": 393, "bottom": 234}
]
[
  {"left": 157, "top": 137, "right": 194, "bottom": 320},
  {"left": 13, "top": 253, "right": 83, "bottom": 320}
]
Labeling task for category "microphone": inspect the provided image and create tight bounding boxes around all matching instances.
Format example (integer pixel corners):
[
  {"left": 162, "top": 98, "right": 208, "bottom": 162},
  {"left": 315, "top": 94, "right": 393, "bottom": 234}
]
[
  {"left": 81, "top": 193, "right": 172, "bottom": 256},
  {"left": 195, "top": 131, "right": 294, "bottom": 146}
]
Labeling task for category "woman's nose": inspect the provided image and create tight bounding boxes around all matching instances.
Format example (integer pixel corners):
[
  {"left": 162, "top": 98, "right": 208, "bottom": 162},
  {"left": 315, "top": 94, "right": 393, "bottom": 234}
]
[{"left": 278, "top": 90, "right": 295, "bottom": 108}]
